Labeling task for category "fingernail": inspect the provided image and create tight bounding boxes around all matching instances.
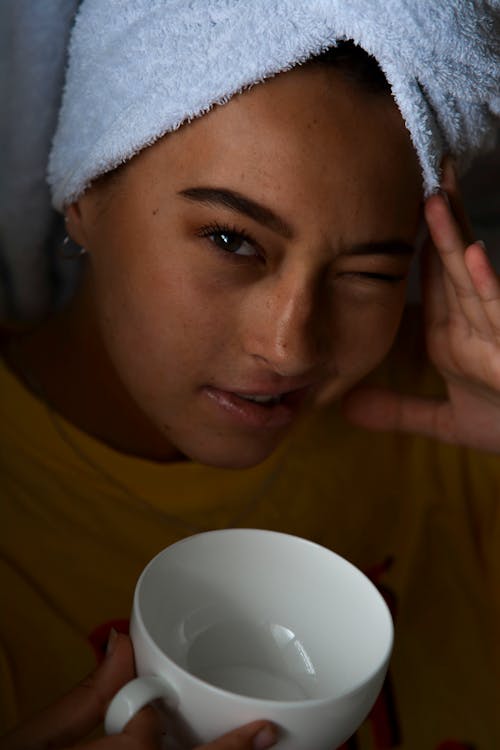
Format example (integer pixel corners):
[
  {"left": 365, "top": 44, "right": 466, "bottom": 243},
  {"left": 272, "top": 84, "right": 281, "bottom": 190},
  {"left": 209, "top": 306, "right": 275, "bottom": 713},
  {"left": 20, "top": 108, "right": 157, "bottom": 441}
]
[
  {"left": 443, "top": 156, "right": 456, "bottom": 181},
  {"left": 106, "top": 628, "right": 118, "bottom": 658},
  {"left": 447, "top": 158, "right": 456, "bottom": 174},
  {"left": 476, "top": 240, "right": 487, "bottom": 252},
  {"left": 436, "top": 187, "right": 451, "bottom": 208},
  {"left": 253, "top": 725, "right": 278, "bottom": 750}
]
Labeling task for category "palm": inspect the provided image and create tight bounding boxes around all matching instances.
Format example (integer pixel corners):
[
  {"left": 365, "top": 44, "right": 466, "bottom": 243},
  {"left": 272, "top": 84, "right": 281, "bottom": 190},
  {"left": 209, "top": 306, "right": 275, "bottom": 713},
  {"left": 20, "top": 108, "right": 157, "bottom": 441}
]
[{"left": 423, "top": 280, "right": 500, "bottom": 450}]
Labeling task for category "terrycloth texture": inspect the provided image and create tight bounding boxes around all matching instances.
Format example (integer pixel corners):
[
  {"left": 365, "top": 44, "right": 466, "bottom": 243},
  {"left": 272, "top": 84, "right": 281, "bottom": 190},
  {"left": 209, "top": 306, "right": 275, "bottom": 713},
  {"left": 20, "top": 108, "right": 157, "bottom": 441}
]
[
  {"left": 49, "top": 0, "right": 500, "bottom": 211},
  {"left": 1, "top": 1, "right": 499, "bottom": 319},
  {"left": 0, "top": 0, "right": 81, "bottom": 319}
]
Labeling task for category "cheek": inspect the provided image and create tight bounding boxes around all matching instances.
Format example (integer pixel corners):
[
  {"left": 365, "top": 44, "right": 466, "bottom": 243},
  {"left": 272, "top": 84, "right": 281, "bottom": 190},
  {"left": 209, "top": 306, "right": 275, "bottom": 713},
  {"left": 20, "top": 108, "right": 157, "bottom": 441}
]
[
  {"left": 89, "top": 246, "right": 225, "bottom": 394},
  {"left": 327, "top": 285, "right": 407, "bottom": 377}
]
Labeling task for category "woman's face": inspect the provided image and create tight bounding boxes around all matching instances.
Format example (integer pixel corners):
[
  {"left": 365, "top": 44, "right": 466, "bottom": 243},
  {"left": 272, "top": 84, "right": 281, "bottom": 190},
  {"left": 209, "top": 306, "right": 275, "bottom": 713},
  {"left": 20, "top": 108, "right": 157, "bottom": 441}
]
[{"left": 72, "top": 64, "right": 422, "bottom": 468}]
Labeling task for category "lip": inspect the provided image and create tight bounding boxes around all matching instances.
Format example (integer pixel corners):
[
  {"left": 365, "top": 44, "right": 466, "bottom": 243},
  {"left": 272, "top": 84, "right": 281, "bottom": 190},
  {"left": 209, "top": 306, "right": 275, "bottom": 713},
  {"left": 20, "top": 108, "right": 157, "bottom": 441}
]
[{"left": 203, "top": 384, "right": 311, "bottom": 429}]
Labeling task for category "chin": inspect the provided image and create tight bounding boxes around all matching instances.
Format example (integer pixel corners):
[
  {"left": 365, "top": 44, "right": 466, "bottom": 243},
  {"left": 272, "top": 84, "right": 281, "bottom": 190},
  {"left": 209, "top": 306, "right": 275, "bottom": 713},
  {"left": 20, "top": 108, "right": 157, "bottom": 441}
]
[{"left": 182, "top": 436, "right": 282, "bottom": 470}]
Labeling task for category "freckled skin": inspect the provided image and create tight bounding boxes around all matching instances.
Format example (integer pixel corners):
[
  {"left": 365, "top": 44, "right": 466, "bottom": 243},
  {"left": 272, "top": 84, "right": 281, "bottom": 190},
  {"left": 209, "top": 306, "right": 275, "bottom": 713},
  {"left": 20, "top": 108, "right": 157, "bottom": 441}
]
[{"left": 11, "top": 65, "right": 422, "bottom": 468}]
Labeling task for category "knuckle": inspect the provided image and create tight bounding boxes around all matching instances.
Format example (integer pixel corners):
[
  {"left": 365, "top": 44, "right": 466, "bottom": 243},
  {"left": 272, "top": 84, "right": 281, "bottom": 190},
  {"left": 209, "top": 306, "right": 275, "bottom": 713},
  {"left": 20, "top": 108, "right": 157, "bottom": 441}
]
[
  {"left": 452, "top": 282, "right": 475, "bottom": 300},
  {"left": 488, "top": 319, "right": 500, "bottom": 338},
  {"left": 73, "top": 674, "right": 109, "bottom": 718}
]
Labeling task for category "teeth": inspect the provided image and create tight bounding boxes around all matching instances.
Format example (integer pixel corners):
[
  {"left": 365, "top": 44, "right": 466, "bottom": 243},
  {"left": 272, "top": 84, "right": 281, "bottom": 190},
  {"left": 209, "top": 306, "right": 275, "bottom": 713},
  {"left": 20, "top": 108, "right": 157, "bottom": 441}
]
[{"left": 239, "top": 394, "right": 281, "bottom": 404}]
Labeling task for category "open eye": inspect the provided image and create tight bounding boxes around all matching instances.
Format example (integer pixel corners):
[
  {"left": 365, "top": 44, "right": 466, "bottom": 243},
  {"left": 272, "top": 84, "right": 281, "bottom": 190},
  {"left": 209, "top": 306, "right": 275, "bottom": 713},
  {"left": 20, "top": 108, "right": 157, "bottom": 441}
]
[{"left": 198, "top": 224, "right": 259, "bottom": 257}]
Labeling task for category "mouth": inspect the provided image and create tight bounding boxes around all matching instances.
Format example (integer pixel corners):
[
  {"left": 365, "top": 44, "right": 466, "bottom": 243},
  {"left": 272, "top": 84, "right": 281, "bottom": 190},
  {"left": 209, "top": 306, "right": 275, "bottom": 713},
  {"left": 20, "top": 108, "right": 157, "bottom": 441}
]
[
  {"left": 203, "top": 384, "right": 311, "bottom": 429},
  {"left": 235, "top": 393, "right": 284, "bottom": 406}
]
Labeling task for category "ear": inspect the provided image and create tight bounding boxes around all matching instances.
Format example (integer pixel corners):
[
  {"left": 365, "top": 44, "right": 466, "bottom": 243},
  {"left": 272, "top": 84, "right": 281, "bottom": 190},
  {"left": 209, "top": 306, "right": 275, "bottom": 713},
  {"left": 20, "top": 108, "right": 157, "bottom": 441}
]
[{"left": 65, "top": 200, "right": 88, "bottom": 248}]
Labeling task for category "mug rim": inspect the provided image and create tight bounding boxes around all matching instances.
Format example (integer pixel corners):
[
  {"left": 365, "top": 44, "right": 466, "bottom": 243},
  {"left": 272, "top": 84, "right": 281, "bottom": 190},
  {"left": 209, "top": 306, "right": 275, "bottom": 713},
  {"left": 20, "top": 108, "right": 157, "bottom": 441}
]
[{"left": 132, "top": 528, "right": 394, "bottom": 707}]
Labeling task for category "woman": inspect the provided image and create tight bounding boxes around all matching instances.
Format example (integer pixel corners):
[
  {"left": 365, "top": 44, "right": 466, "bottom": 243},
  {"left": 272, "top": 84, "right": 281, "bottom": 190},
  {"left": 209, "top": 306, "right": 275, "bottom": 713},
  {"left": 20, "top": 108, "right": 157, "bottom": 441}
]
[{"left": 1, "top": 2, "right": 499, "bottom": 748}]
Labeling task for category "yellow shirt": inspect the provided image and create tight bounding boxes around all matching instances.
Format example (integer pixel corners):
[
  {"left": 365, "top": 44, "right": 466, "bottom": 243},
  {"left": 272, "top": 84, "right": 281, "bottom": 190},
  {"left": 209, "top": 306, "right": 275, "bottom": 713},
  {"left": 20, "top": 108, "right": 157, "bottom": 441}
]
[{"left": 1, "top": 324, "right": 499, "bottom": 749}]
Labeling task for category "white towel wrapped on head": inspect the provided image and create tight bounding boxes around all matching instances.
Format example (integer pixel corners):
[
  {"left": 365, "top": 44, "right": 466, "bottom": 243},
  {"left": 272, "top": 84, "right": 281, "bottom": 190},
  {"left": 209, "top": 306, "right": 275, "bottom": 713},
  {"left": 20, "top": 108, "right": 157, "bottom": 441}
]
[
  {"left": 1, "top": 0, "right": 499, "bottom": 319},
  {"left": 48, "top": 0, "right": 500, "bottom": 209}
]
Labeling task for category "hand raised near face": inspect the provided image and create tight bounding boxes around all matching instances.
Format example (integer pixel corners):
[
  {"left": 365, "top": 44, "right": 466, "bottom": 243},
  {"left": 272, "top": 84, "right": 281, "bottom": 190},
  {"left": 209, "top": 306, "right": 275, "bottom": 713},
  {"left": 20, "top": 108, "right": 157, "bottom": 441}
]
[
  {"left": 0, "top": 632, "right": 278, "bottom": 750},
  {"left": 342, "top": 157, "right": 500, "bottom": 454}
]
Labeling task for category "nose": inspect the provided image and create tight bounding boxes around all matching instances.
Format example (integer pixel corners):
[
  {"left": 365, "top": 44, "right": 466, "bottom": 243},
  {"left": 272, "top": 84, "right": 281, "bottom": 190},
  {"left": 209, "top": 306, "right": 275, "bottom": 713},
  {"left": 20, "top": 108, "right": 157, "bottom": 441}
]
[{"left": 241, "top": 269, "right": 331, "bottom": 378}]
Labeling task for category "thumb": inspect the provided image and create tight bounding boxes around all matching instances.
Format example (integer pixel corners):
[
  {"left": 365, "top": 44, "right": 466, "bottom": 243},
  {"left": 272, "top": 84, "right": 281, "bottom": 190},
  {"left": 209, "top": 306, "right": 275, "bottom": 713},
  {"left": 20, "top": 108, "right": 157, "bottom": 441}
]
[
  {"left": 1, "top": 632, "right": 137, "bottom": 750},
  {"left": 202, "top": 721, "right": 279, "bottom": 750},
  {"left": 341, "top": 385, "right": 455, "bottom": 442}
]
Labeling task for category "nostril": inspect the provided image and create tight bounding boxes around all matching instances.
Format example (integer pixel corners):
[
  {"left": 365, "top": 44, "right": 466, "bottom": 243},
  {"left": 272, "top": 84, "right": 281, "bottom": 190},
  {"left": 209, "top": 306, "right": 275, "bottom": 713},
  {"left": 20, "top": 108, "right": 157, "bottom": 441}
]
[{"left": 244, "top": 278, "right": 330, "bottom": 376}]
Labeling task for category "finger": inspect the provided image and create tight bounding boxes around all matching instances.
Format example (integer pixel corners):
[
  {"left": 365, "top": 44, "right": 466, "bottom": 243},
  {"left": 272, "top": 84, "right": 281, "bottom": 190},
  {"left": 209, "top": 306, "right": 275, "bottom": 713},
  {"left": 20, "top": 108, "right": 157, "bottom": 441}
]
[
  {"left": 464, "top": 242, "right": 500, "bottom": 337},
  {"left": 421, "top": 231, "right": 471, "bottom": 347},
  {"left": 1, "top": 632, "right": 135, "bottom": 750},
  {"left": 341, "top": 385, "right": 458, "bottom": 444},
  {"left": 428, "top": 157, "right": 483, "bottom": 332},
  {"left": 440, "top": 157, "right": 474, "bottom": 243},
  {"left": 442, "top": 270, "right": 469, "bottom": 332},
  {"left": 122, "top": 705, "right": 163, "bottom": 749},
  {"left": 425, "top": 191, "right": 492, "bottom": 338},
  {"left": 423, "top": 217, "right": 471, "bottom": 334},
  {"left": 202, "top": 721, "right": 278, "bottom": 750},
  {"left": 421, "top": 235, "right": 449, "bottom": 329},
  {"left": 64, "top": 706, "right": 163, "bottom": 750}
]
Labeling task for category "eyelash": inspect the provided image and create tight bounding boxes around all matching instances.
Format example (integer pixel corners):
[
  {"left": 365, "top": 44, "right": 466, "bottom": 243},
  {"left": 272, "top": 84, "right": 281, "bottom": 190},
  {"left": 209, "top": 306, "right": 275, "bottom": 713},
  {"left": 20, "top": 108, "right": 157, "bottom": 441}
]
[
  {"left": 197, "top": 222, "right": 260, "bottom": 259},
  {"left": 196, "top": 223, "right": 407, "bottom": 284},
  {"left": 342, "top": 271, "right": 407, "bottom": 283}
]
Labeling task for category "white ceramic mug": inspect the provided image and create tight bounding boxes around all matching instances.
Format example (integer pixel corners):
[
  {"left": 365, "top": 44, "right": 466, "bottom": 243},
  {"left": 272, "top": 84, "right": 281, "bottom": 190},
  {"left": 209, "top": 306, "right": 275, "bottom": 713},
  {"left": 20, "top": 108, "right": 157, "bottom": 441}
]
[{"left": 105, "top": 529, "right": 393, "bottom": 750}]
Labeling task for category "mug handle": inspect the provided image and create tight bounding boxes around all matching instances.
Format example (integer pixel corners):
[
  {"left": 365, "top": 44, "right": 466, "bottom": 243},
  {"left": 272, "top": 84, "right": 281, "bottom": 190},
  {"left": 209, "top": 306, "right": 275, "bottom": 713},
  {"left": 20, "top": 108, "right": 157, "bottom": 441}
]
[{"left": 105, "top": 675, "right": 178, "bottom": 734}]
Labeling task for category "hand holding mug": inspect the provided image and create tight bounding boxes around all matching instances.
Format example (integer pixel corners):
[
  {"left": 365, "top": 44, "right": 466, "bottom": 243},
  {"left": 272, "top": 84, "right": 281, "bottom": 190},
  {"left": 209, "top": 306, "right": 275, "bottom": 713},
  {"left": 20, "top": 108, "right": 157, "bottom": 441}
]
[
  {"left": 106, "top": 530, "right": 393, "bottom": 750},
  {"left": 0, "top": 632, "right": 278, "bottom": 750}
]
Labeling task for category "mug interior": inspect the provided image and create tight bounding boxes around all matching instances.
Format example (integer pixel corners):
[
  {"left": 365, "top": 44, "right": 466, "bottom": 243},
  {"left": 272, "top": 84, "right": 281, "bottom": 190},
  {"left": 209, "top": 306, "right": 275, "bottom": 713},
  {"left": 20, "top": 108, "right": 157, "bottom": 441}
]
[{"left": 137, "top": 530, "right": 392, "bottom": 702}]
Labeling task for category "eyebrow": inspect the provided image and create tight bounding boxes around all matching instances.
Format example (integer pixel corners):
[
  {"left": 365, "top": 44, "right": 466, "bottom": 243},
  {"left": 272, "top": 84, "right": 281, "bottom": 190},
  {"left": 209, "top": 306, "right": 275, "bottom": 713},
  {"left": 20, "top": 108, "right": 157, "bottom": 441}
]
[
  {"left": 342, "top": 240, "right": 415, "bottom": 256},
  {"left": 178, "top": 186, "right": 415, "bottom": 256},
  {"left": 178, "top": 186, "right": 294, "bottom": 239}
]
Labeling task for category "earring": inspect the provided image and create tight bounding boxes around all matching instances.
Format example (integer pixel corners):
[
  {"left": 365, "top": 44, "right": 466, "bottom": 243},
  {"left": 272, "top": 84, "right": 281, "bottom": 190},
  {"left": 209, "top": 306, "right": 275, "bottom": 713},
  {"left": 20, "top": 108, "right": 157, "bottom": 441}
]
[
  {"left": 60, "top": 234, "right": 87, "bottom": 259},
  {"left": 61, "top": 213, "right": 87, "bottom": 259}
]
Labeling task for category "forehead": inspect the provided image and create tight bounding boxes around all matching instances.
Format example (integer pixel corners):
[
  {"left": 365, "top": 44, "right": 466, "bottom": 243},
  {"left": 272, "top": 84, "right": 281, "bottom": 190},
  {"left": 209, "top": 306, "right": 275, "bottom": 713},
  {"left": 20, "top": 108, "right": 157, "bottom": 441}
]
[{"left": 119, "top": 64, "right": 423, "bottom": 238}]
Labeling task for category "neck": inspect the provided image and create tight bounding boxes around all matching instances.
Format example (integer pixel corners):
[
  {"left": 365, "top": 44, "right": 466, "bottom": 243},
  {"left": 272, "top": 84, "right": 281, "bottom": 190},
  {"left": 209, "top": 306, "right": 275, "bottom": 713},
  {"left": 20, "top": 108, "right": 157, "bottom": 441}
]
[{"left": 3, "top": 282, "right": 185, "bottom": 463}]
